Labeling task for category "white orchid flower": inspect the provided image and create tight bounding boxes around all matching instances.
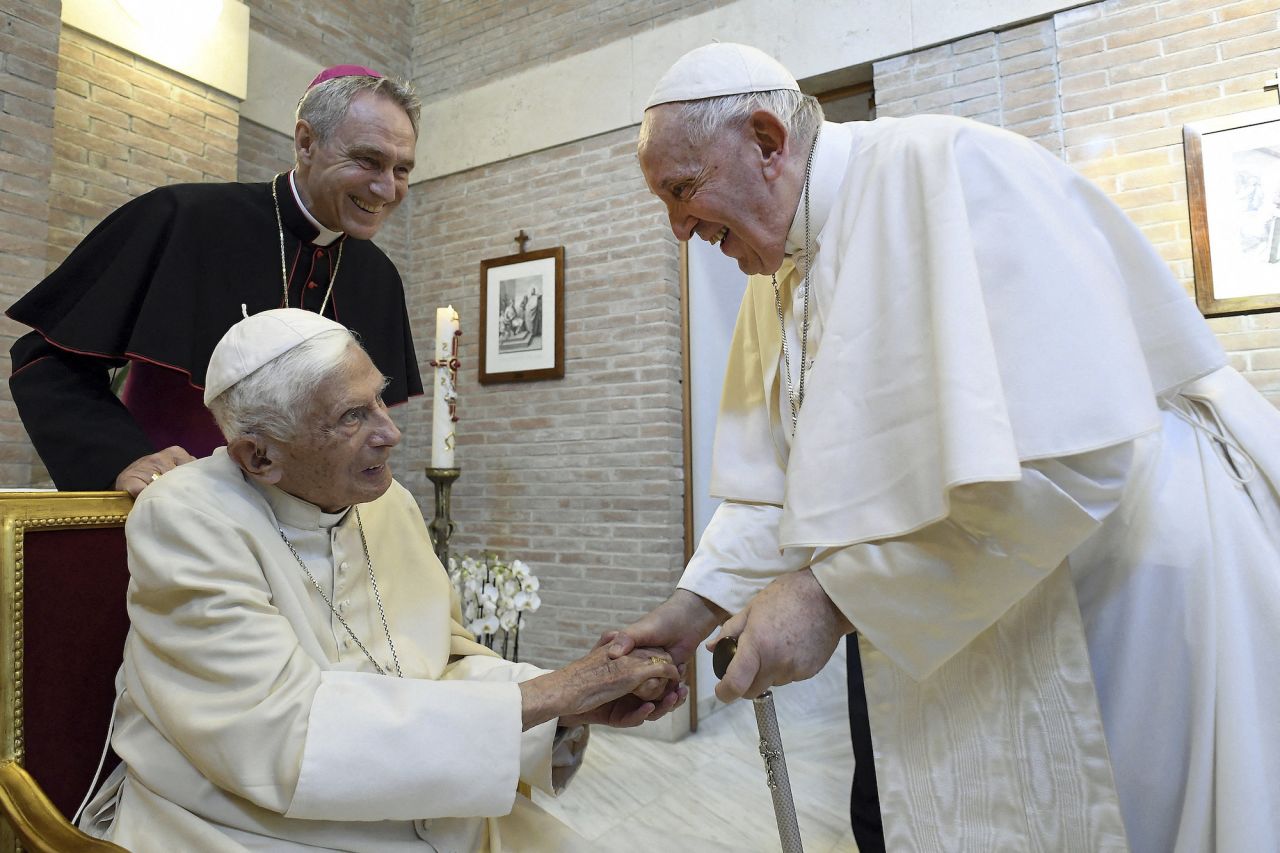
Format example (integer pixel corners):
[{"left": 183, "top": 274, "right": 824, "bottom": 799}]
[{"left": 451, "top": 552, "right": 541, "bottom": 658}]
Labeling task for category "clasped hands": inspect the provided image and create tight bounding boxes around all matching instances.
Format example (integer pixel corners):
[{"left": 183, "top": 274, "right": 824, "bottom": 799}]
[
  {"left": 519, "top": 643, "right": 687, "bottom": 732},
  {"left": 602, "top": 569, "right": 853, "bottom": 704}
]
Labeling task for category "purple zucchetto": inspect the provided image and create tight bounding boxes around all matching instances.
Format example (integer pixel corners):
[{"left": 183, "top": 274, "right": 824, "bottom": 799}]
[{"left": 308, "top": 64, "right": 383, "bottom": 89}]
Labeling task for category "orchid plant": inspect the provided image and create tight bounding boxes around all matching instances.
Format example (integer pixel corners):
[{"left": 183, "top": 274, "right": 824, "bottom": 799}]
[{"left": 446, "top": 552, "right": 542, "bottom": 662}]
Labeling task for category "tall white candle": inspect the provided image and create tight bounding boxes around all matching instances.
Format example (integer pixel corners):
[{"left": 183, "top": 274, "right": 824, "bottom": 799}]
[{"left": 431, "top": 306, "right": 460, "bottom": 468}]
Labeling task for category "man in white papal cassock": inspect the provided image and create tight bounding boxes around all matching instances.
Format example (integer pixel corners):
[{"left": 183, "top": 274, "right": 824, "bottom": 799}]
[
  {"left": 81, "top": 308, "right": 684, "bottom": 852},
  {"left": 611, "top": 42, "right": 1280, "bottom": 853}
]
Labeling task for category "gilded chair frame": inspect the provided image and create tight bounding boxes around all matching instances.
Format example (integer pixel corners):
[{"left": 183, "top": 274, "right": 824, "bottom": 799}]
[{"left": 0, "top": 492, "right": 133, "bottom": 853}]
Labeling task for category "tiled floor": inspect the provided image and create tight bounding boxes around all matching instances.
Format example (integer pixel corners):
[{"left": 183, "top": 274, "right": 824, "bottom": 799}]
[{"left": 535, "top": 644, "right": 859, "bottom": 852}]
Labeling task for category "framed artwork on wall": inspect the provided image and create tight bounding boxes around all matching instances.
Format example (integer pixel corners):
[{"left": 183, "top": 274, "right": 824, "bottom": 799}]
[
  {"left": 1183, "top": 106, "right": 1280, "bottom": 317},
  {"left": 478, "top": 246, "right": 565, "bottom": 384}
]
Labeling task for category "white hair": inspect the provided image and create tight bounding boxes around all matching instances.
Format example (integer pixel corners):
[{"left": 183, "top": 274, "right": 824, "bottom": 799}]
[
  {"left": 639, "top": 89, "right": 824, "bottom": 152},
  {"left": 207, "top": 329, "right": 361, "bottom": 443}
]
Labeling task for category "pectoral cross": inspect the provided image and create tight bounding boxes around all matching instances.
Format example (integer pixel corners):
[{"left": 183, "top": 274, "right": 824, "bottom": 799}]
[
  {"left": 514, "top": 230, "right": 530, "bottom": 254},
  {"left": 1266, "top": 69, "right": 1280, "bottom": 105}
]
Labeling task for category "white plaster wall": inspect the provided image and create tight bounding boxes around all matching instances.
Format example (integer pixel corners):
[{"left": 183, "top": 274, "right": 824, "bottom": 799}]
[
  {"left": 412, "top": 0, "right": 1090, "bottom": 180},
  {"left": 61, "top": 0, "right": 248, "bottom": 98},
  {"left": 222, "top": 0, "right": 1092, "bottom": 182},
  {"left": 239, "top": 30, "right": 318, "bottom": 135}
]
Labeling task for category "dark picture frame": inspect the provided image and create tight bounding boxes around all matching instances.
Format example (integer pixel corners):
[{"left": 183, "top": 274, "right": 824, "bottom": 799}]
[
  {"left": 478, "top": 246, "right": 565, "bottom": 384},
  {"left": 1183, "top": 106, "right": 1280, "bottom": 317}
]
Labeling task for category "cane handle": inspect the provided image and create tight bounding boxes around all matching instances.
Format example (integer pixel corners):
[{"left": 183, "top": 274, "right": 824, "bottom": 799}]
[{"left": 712, "top": 635, "right": 737, "bottom": 680}]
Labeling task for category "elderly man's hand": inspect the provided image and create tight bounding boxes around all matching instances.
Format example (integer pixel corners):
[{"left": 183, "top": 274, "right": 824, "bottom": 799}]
[
  {"left": 600, "top": 589, "right": 727, "bottom": 701},
  {"left": 562, "top": 679, "right": 690, "bottom": 728},
  {"left": 602, "top": 588, "right": 727, "bottom": 665},
  {"left": 519, "top": 645, "right": 680, "bottom": 731},
  {"left": 711, "top": 568, "right": 852, "bottom": 703},
  {"left": 115, "top": 446, "right": 197, "bottom": 497}
]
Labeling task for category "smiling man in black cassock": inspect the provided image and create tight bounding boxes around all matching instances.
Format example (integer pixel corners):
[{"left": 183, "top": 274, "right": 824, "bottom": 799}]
[{"left": 7, "top": 64, "right": 423, "bottom": 496}]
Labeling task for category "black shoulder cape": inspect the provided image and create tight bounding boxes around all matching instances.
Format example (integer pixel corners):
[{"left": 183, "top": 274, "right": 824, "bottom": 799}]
[{"left": 8, "top": 174, "right": 423, "bottom": 489}]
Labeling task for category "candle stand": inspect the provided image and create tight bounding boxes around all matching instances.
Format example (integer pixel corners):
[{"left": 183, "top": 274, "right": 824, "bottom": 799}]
[{"left": 425, "top": 466, "right": 461, "bottom": 567}]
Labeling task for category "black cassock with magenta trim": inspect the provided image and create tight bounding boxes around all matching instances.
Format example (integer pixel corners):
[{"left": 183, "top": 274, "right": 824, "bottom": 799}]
[{"left": 7, "top": 173, "right": 422, "bottom": 490}]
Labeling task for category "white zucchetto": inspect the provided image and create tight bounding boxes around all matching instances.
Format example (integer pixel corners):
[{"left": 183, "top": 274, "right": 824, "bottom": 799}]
[
  {"left": 204, "top": 308, "right": 348, "bottom": 404},
  {"left": 645, "top": 42, "right": 800, "bottom": 109}
]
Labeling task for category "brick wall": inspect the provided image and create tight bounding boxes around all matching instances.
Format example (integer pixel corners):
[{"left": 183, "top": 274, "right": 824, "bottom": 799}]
[
  {"left": 47, "top": 28, "right": 239, "bottom": 270},
  {"left": 406, "top": 126, "right": 685, "bottom": 668},
  {"left": 237, "top": 117, "right": 293, "bottom": 184},
  {"left": 412, "top": 0, "right": 723, "bottom": 101},
  {"left": 0, "top": 0, "right": 61, "bottom": 486},
  {"left": 874, "top": 0, "right": 1280, "bottom": 407},
  {"left": 1058, "top": 0, "right": 1280, "bottom": 404},
  {"left": 875, "top": 22, "right": 1066, "bottom": 154},
  {"left": 0, "top": 27, "right": 241, "bottom": 486},
  {"left": 246, "top": 0, "right": 412, "bottom": 80}
]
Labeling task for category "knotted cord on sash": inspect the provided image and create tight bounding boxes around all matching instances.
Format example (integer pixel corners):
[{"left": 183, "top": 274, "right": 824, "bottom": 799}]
[{"left": 1164, "top": 394, "right": 1257, "bottom": 485}]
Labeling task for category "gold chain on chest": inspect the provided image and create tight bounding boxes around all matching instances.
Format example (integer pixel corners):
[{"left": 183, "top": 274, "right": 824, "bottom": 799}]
[{"left": 271, "top": 174, "right": 344, "bottom": 315}]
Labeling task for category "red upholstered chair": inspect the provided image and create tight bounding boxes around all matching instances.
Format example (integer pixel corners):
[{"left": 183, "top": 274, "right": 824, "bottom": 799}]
[{"left": 0, "top": 492, "right": 132, "bottom": 853}]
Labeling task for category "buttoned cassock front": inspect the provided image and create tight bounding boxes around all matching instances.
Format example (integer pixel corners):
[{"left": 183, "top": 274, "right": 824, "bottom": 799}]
[{"left": 82, "top": 449, "right": 586, "bottom": 852}]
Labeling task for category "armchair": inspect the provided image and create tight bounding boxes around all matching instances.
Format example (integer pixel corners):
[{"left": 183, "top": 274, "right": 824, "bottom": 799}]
[{"left": 0, "top": 492, "right": 133, "bottom": 853}]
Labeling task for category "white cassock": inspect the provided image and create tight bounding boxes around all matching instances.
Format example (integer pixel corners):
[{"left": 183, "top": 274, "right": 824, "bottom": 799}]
[
  {"left": 683, "top": 116, "right": 1280, "bottom": 852},
  {"left": 81, "top": 449, "right": 591, "bottom": 852}
]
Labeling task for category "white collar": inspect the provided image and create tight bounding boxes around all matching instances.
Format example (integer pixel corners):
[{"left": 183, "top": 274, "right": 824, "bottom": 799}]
[
  {"left": 289, "top": 170, "right": 344, "bottom": 247},
  {"left": 784, "top": 121, "right": 854, "bottom": 257},
  {"left": 251, "top": 472, "right": 350, "bottom": 531}
]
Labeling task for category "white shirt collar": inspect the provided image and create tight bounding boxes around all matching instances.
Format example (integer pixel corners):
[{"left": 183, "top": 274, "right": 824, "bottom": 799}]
[
  {"left": 251, "top": 473, "right": 349, "bottom": 531},
  {"left": 289, "top": 170, "right": 343, "bottom": 247},
  {"left": 784, "top": 121, "right": 854, "bottom": 257}
]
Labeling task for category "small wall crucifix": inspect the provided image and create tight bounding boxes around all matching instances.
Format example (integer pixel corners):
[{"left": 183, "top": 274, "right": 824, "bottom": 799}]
[{"left": 514, "top": 230, "right": 530, "bottom": 254}]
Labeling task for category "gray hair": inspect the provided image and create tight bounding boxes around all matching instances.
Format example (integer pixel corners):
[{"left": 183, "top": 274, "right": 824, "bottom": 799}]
[
  {"left": 639, "top": 89, "right": 824, "bottom": 152},
  {"left": 296, "top": 75, "right": 421, "bottom": 143},
  {"left": 208, "top": 329, "right": 360, "bottom": 444}
]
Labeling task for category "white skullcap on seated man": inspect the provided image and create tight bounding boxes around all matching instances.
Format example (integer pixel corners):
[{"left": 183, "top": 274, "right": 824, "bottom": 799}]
[
  {"left": 608, "top": 41, "right": 1280, "bottom": 853},
  {"left": 79, "top": 308, "right": 685, "bottom": 852}
]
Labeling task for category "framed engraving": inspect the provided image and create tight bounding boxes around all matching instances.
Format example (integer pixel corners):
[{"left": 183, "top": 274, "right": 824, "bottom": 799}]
[
  {"left": 478, "top": 247, "right": 565, "bottom": 384},
  {"left": 1183, "top": 107, "right": 1280, "bottom": 316}
]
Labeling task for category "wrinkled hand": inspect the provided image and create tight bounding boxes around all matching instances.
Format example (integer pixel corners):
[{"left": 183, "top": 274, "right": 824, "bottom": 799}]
[
  {"left": 562, "top": 679, "right": 689, "bottom": 728},
  {"left": 520, "top": 645, "right": 679, "bottom": 731},
  {"left": 115, "top": 446, "right": 196, "bottom": 497},
  {"left": 601, "top": 589, "right": 727, "bottom": 701},
  {"left": 711, "top": 569, "right": 852, "bottom": 703}
]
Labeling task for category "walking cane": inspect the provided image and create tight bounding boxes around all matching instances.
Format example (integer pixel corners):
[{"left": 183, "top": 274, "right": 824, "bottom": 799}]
[{"left": 713, "top": 636, "right": 804, "bottom": 853}]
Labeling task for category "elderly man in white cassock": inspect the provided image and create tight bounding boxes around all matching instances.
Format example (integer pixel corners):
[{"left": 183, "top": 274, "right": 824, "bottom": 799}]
[
  {"left": 608, "top": 42, "right": 1280, "bottom": 852},
  {"left": 80, "top": 308, "right": 684, "bottom": 852}
]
